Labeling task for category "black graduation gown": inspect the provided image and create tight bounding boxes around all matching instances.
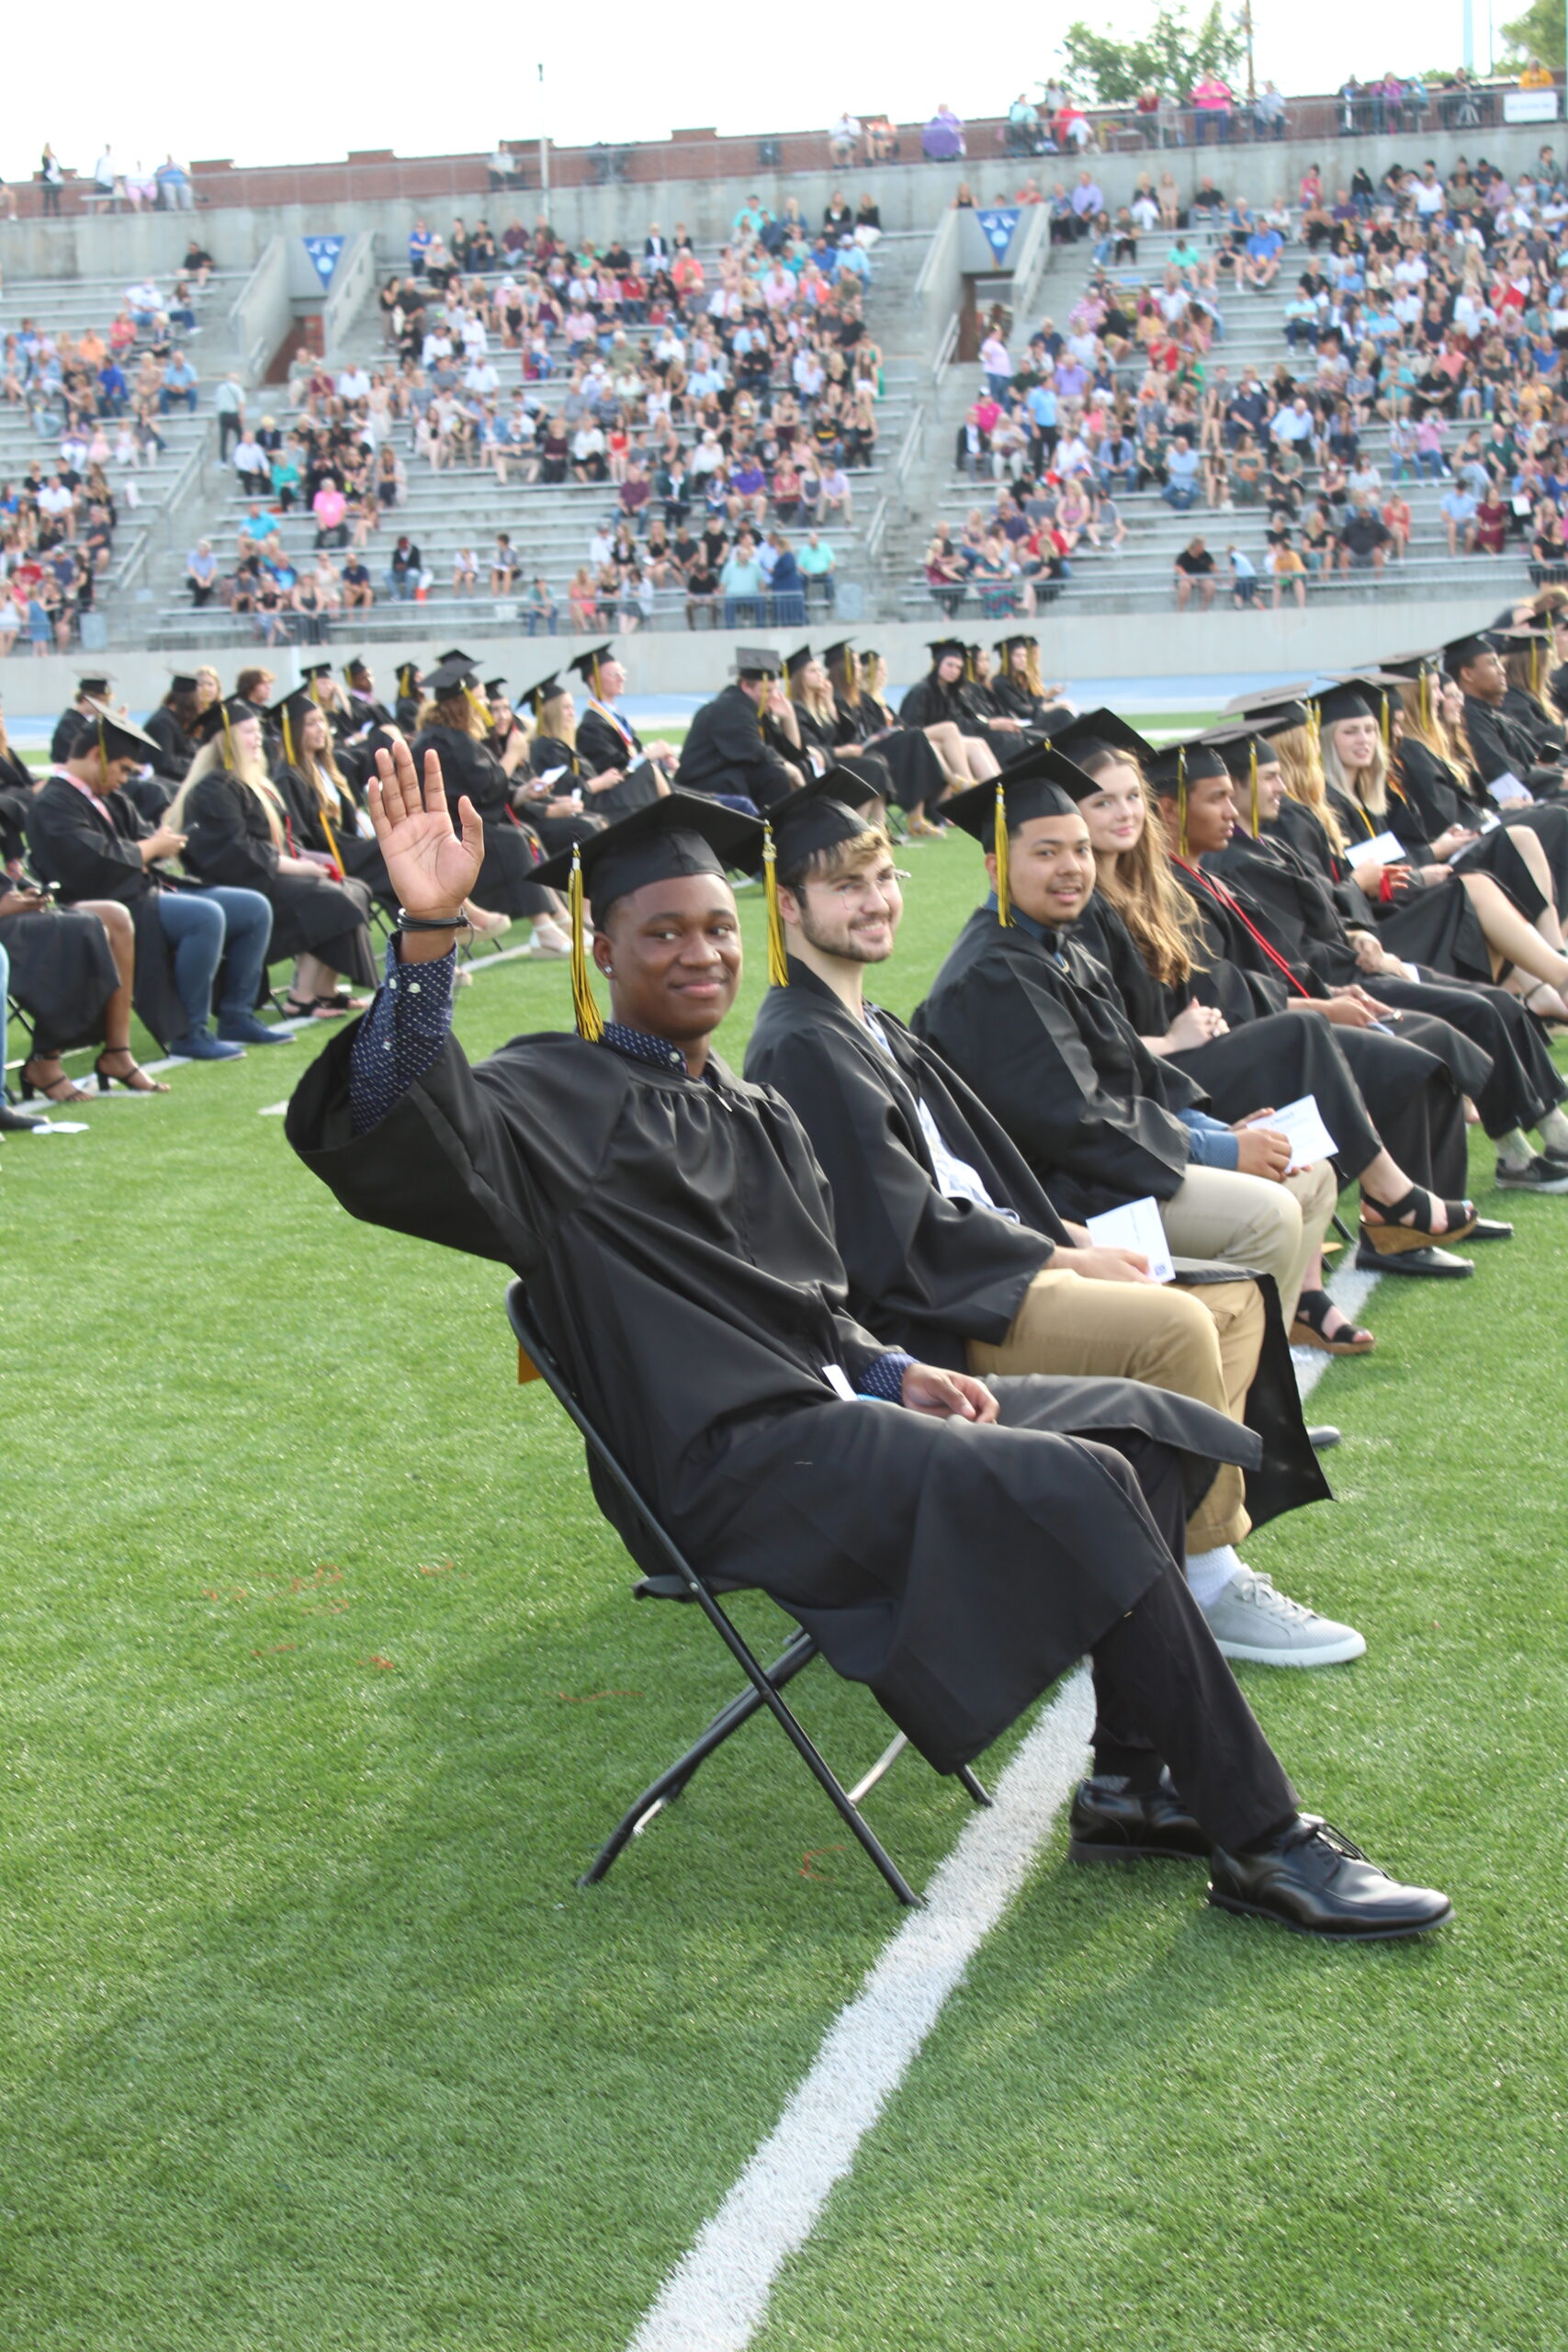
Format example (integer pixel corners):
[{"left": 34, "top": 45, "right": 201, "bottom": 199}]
[
  {"left": 530, "top": 734, "right": 656, "bottom": 827},
  {"left": 1392, "top": 741, "right": 1550, "bottom": 921},
  {"left": 286, "top": 1019, "right": 1253, "bottom": 1775},
  {"left": 274, "top": 763, "right": 395, "bottom": 910},
  {"left": 574, "top": 701, "right": 666, "bottom": 815},
  {"left": 990, "top": 675, "right": 1075, "bottom": 738},
  {"left": 1461, "top": 691, "right": 1563, "bottom": 797},
  {"left": 26, "top": 776, "right": 189, "bottom": 1047},
  {"left": 179, "top": 773, "right": 376, "bottom": 983},
  {"left": 0, "top": 900, "right": 118, "bottom": 1053},
  {"left": 913, "top": 906, "right": 1208, "bottom": 1222},
  {"left": 0, "top": 749, "right": 32, "bottom": 864},
  {"left": 410, "top": 726, "right": 550, "bottom": 917},
  {"left": 144, "top": 707, "right": 197, "bottom": 786},
  {"left": 50, "top": 707, "right": 89, "bottom": 764},
  {"left": 1213, "top": 827, "right": 1561, "bottom": 1139},
  {"left": 1303, "top": 787, "right": 1495, "bottom": 983},
  {"left": 831, "top": 699, "right": 947, "bottom": 814},
  {"left": 746, "top": 960, "right": 1324, "bottom": 1533},
  {"left": 898, "top": 673, "right": 1023, "bottom": 768},
  {"left": 675, "top": 686, "right": 796, "bottom": 812}
]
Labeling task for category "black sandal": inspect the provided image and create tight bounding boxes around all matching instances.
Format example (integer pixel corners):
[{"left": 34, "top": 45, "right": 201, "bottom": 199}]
[
  {"left": 19, "top": 1057, "right": 91, "bottom": 1104},
  {"left": 1290, "top": 1287, "right": 1376, "bottom": 1355},
  {"left": 95, "top": 1049, "right": 171, "bottom": 1094},
  {"left": 1359, "top": 1182, "right": 1478, "bottom": 1255}
]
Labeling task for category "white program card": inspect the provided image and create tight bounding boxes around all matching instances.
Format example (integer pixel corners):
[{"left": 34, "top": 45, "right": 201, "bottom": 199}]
[
  {"left": 1346, "top": 829, "right": 1406, "bottom": 867},
  {"left": 1084, "top": 1196, "right": 1177, "bottom": 1283},
  {"left": 1487, "top": 770, "right": 1531, "bottom": 804},
  {"left": 1245, "top": 1092, "right": 1338, "bottom": 1168}
]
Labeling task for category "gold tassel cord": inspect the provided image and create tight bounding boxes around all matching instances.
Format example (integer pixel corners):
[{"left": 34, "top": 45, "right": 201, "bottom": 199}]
[
  {"left": 569, "top": 846, "right": 604, "bottom": 1041},
  {"left": 762, "top": 823, "right": 790, "bottom": 986},
  {"left": 1249, "top": 741, "right": 1258, "bottom": 837},
  {"left": 994, "top": 784, "right": 1011, "bottom": 926},
  {"left": 1177, "top": 746, "right": 1188, "bottom": 862},
  {"left": 1381, "top": 693, "right": 1391, "bottom": 749},
  {"left": 1420, "top": 669, "right": 1433, "bottom": 735},
  {"left": 281, "top": 710, "right": 295, "bottom": 769}
]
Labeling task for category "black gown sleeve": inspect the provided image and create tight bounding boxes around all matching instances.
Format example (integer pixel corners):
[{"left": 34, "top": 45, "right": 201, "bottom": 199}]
[{"left": 180, "top": 775, "right": 281, "bottom": 888}]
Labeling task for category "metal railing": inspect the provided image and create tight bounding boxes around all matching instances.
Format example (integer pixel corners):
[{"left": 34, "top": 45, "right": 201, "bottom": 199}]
[{"left": 931, "top": 311, "right": 959, "bottom": 386}]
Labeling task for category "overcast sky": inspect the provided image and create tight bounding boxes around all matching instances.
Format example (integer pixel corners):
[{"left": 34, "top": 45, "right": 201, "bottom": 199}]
[{"left": 2, "top": 2, "right": 1491, "bottom": 181}]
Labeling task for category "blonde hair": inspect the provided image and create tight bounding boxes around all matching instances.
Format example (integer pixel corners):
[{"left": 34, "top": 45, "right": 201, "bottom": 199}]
[
  {"left": 536, "top": 686, "right": 577, "bottom": 747},
  {"left": 826, "top": 645, "right": 860, "bottom": 709},
  {"left": 169, "top": 729, "right": 285, "bottom": 845},
  {"left": 1274, "top": 722, "right": 1347, "bottom": 854},
  {"left": 779, "top": 821, "right": 891, "bottom": 892},
  {"left": 1080, "top": 752, "right": 1200, "bottom": 989},
  {"left": 1321, "top": 720, "right": 1389, "bottom": 819},
  {"left": 1394, "top": 680, "right": 1470, "bottom": 791}
]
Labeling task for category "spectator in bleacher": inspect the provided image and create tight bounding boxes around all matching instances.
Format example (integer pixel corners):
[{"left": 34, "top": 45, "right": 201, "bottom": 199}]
[{"left": 1173, "top": 536, "right": 1217, "bottom": 608}]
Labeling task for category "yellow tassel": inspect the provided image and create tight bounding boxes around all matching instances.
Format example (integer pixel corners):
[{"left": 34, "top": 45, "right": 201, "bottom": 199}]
[
  {"left": 1420, "top": 670, "right": 1432, "bottom": 734},
  {"left": 282, "top": 710, "right": 294, "bottom": 768},
  {"left": 994, "top": 783, "right": 1011, "bottom": 926},
  {"left": 1178, "top": 747, "right": 1188, "bottom": 861},
  {"left": 317, "top": 800, "right": 342, "bottom": 873},
  {"left": 762, "top": 823, "right": 790, "bottom": 986},
  {"left": 1381, "top": 693, "right": 1391, "bottom": 749},
  {"left": 1533, "top": 639, "right": 1543, "bottom": 695},
  {"left": 1307, "top": 699, "right": 1321, "bottom": 755},
  {"left": 222, "top": 707, "right": 235, "bottom": 767},
  {"left": 1249, "top": 741, "right": 1258, "bottom": 837},
  {"left": 569, "top": 845, "right": 604, "bottom": 1041}
]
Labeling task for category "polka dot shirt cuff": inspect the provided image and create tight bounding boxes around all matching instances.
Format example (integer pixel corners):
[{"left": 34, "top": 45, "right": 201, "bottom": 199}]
[{"left": 349, "top": 942, "right": 457, "bottom": 1134}]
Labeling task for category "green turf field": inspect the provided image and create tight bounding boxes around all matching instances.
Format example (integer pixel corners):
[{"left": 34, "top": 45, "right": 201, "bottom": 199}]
[{"left": 2, "top": 834, "right": 1562, "bottom": 2351}]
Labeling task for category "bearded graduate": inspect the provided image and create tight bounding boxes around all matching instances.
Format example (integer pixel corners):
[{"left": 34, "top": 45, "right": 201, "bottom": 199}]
[{"left": 283, "top": 739, "right": 1450, "bottom": 1939}]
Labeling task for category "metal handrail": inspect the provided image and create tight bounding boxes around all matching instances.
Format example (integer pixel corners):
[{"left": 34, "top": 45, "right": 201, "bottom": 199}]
[{"left": 931, "top": 311, "right": 959, "bottom": 385}]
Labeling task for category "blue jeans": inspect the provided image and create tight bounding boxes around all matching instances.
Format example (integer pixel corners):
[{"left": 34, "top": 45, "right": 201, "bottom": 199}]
[
  {"left": 386, "top": 571, "right": 417, "bottom": 599},
  {"left": 1162, "top": 482, "right": 1198, "bottom": 510},
  {"left": 1417, "top": 449, "right": 1446, "bottom": 481},
  {"left": 157, "top": 887, "right": 273, "bottom": 1035}
]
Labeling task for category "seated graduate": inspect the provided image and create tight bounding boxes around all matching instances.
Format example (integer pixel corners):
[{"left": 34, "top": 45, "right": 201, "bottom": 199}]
[
  {"left": 783, "top": 645, "right": 844, "bottom": 775},
  {"left": 1211, "top": 711, "right": 1568, "bottom": 1199},
  {"left": 525, "top": 673, "right": 665, "bottom": 829},
  {"left": 567, "top": 644, "right": 682, "bottom": 801},
  {"left": 172, "top": 701, "right": 378, "bottom": 1023},
  {"left": 745, "top": 772, "right": 1359, "bottom": 1670},
  {"left": 990, "top": 633, "right": 1074, "bottom": 738},
  {"left": 411, "top": 656, "right": 572, "bottom": 953},
  {"left": 1069, "top": 718, "right": 1493, "bottom": 1291},
  {"left": 1313, "top": 679, "right": 1568, "bottom": 1012},
  {"left": 141, "top": 671, "right": 204, "bottom": 811},
  {"left": 1448, "top": 626, "right": 1568, "bottom": 811},
  {"left": 0, "top": 867, "right": 145, "bottom": 1105},
  {"left": 674, "top": 647, "right": 803, "bottom": 814},
  {"left": 898, "top": 640, "right": 1006, "bottom": 782},
  {"left": 283, "top": 741, "right": 1451, "bottom": 1939},
  {"left": 27, "top": 706, "right": 281, "bottom": 1061},
  {"left": 271, "top": 691, "right": 397, "bottom": 914},
  {"left": 823, "top": 638, "right": 953, "bottom": 832},
  {"left": 912, "top": 752, "right": 1337, "bottom": 1329}
]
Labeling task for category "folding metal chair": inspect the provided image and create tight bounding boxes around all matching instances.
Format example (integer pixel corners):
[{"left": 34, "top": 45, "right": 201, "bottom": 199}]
[{"left": 505, "top": 1279, "right": 992, "bottom": 1906}]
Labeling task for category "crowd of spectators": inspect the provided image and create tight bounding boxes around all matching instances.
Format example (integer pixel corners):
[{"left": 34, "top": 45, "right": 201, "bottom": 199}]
[
  {"left": 186, "top": 203, "right": 884, "bottom": 640},
  {"left": 0, "top": 249, "right": 216, "bottom": 657},
  {"left": 924, "top": 141, "right": 1568, "bottom": 616}
]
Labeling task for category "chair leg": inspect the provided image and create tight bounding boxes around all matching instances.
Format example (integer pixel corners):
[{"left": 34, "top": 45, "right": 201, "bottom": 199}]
[
  {"left": 957, "top": 1763, "right": 993, "bottom": 1807},
  {"left": 579, "top": 1630, "right": 819, "bottom": 1887},
  {"left": 1331, "top": 1210, "right": 1356, "bottom": 1246}
]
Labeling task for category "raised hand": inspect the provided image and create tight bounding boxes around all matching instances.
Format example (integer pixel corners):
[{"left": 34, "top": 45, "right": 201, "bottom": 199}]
[{"left": 368, "top": 737, "right": 484, "bottom": 921}]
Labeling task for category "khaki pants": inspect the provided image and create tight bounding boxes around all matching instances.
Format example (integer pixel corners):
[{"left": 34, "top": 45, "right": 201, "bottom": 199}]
[
  {"left": 964, "top": 1266, "right": 1263, "bottom": 1552},
  {"left": 1156, "top": 1159, "right": 1336, "bottom": 1327}
]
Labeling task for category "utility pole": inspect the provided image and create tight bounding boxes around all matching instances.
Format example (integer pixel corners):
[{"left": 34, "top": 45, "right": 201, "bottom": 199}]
[
  {"left": 538, "top": 63, "right": 550, "bottom": 209},
  {"left": 1242, "top": 1, "right": 1256, "bottom": 103}
]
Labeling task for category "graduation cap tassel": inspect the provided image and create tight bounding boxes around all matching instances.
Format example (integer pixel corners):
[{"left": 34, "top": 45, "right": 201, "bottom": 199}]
[
  {"left": 993, "top": 783, "right": 1011, "bottom": 927},
  {"left": 1249, "top": 740, "right": 1258, "bottom": 838},
  {"left": 1420, "top": 669, "right": 1432, "bottom": 736},
  {"left": 569, "top": 845, "right": 604, "bottom": 1043},
  {"left": 221, "top": 707, "right": 235, "bottom": 768},
  {"left": 762, "top": 822, "right": 790, "bottom": 987},
  {"left": 1533, "top": 638, "right": 1544, "bottom": 696},
  {"left": 281, "top": 710, "right": 294, "bottom": 769},
  {"left": 1177, "top": 747, "right": 1188, "bottom": 862},
  {"left": 1381, "top": 694, "right": 1391, "bottom": 751}
]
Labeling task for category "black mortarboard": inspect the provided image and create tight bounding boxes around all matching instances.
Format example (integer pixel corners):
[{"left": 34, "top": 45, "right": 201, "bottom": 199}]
[
  {"left": 484, "top": 676, "right": 508, "bottom": 697},
  {"left": 301, "top": 661, "right": 333, "bottom": 682},
  {"left": 784, "top": 644, "right": 814, "bottom": 678},
  {"left": 1209, "top": 729, "right": 1278, "bottom": 775},
  {"left": 1146, "top": 741, "right": 1230, "bottom": 790},
  {"left": 1313, "top": 684, "right": 1376, "bottom": 726},
  {"left": 568, "top": 643, "right": 615, "bottom": 685},
  {"left": 819, "top": 639, "right": 855, "bottom": 668},
  {"left": 769, "top": 770, "right": 880, "bottom": 872},
  {"left": 1231, "top": 692, "right": 1312, "bottom": 732},
  {"left": 1442, "top": 631, "right": 1498, "bottom": 678},
  {"left": 167, "top": 671, "right": 199, "bottom": 695},
  {"left": 523, "top": 672, "right": 566, "bottom": 715},
  {"left": 995, "top": 634, "right": 1032, "bottom": 658},
  {"left": 427, "top": 656, "right": 480, "bottom": 697},
  {"left": 826, "top": 750, "right": 893, "bottom": 805},
  {"left": 926, "top": 638, "right": 965, "bottom": 665},
  {"left": 943, "top": 746, "right": 1096, "bottom": 925},
  {"left": 269, "top": 688, "right": 319, "bottom": 766},
  {"left": 395, "top": 661, "right": 423, "bottom": 695},
  {"left": 76, "top": 673, "right": 113, "bottom": 697},
  {"left": 734, "top": 646, "right": 782, "bottom": 680},
  {"left": 435, "top": 646, "right": 478, "bottom": 669},
  {"left": 1222, "top": 677, "right": 1316, "bottom": 715},
  {"left": 1045, "top": 707, "right": 1155, "bottom": 777},
  {"left": 190, "top": 697, "right": 255, "bottom": 749},
  {"left": 81, "top": 702, "right": 157, "bottom": 763},
  {"left": 1373, "top": 650, "right": 1438, "bottom": 682}
]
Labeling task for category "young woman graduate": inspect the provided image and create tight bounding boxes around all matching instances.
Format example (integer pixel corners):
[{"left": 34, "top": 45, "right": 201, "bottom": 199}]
[{"left": 282, "top": 741, "right": 1451, "bottom": 1939}]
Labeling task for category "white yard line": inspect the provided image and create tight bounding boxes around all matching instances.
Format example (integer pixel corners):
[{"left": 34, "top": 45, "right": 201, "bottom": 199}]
[{"left": 626, "top": 1257, "right": 1381, "bottom": 2352}]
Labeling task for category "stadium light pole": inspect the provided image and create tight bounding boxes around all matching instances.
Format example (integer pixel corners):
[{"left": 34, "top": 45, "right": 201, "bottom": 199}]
[{"left": 538, "top": 62, "right": 550, "bottom": 209}]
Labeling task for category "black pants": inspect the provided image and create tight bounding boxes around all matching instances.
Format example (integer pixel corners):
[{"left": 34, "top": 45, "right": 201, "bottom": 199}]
[
  {"left": 1089, "top": 1431, "right": 1297, "bottom": 1850},
  {"left": 1375, "top": 972, "right": 1565, "bottom": 1136},
  {"left": 218, "top": 413, "right": 242, "bottom": 461}
]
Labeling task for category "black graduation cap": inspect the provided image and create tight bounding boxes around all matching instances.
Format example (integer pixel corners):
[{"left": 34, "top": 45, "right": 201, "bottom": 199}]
[
  {"left": 1222, "top": 676, "right": 1316, "bottom": 715},
  {"left": 532, "top": 791, "right": 766, "bottom": 1040},
  {"left": 769, "top": 769, "right": 881, "bottom": 874},
  {"left": 522, "top": 672, "right": 566, "bottom": 715},
  {"left": 1313, "top": 683, "right": 1376, "bottom": 726},
  {"left": 784, "top": 644, "right": 814, "bottom": 678},
  {"left": 267, "top": 688, "right": 319, "bottom": 764},
  {"left": 827, "top": 750, "right": 893, "bottom": 805},
  {"left": 167, "top": 671, "right": 199, "bottom": 695},
  {"left": 1441, "top": 631, "right": 1499, "bottom": 679},
  {"left": 819, "top": 638, "right": 855, "bottom": 669},
  {"left": 191, "top": 697, "right": 254, "bottom": 749},
  {"left": 346, "top": 655, "right": 373, "bottom": 681},
  {"left": 427, "top": 656, "right": 480, "bottom": 697},
  {"left": 434, "top": 646, "right": 479, "bottom": 669},
  {"left": 1230, "top": 691, "right": 1312, "bottom": 732},
  {"left": 733, "top": 646, "right": 782, "bottom": 680},
  {"left": 926, "top": 638, "right": 965, "bottom": 666},
  {"left": 568, "top": 643, "right": 615, "bottom": 686},
  {"left": 943, "top": 745, "right": 1097, "bottom": 926},
  {"left": 76, "top": 673, "right": 114, "bottom": 698},
  {"left": 1045, "top": 707, "right": 1155, "bottom": 777},
  {"left": 1209, "top": 728, "right": 1276, "bottom": 775},
  {"left": 301, "top": 661, "right": 333, "bottom": 682},
  {"left": 395, "top": 661, "right": 423, "bottom": 695},
  {"left": 1145, "top": 740, "right": 1231, "bottom": 791},
  {"left": 994, "top": 633, "right": 1032, "bottom": 660},
  {"left": 1374, "top": 650, "right": 1438, "bottom": 682},
  {"left": 484, "top": 676, "right": 508, "bottom": 698},
  {"left": 80, "top": 701, "right": 158, "bottom": 763}
]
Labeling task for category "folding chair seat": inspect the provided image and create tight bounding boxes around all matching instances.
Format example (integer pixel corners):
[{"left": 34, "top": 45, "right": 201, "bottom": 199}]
[{"left": 505, "top": 1279, "right": 990, "bottom": 1906}]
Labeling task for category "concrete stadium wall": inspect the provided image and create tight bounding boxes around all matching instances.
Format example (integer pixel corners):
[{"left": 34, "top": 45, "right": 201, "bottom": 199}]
[
  {"left": 6, "top": 601, "right": 1511, "bottom": 720},
  {"left": 5, "top": 121, "right": 1564, "bottom": 287}
]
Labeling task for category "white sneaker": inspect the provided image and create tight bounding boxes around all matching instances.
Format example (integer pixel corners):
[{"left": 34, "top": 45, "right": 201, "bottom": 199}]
[{"left": 1201, "top": 1568, "right": 1367, "bottom": 1668}]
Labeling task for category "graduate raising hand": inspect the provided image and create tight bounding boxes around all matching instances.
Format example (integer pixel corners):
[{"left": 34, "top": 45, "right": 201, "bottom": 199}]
[{"left": 368, "top": 737, "right": 485, "bottom": 949}]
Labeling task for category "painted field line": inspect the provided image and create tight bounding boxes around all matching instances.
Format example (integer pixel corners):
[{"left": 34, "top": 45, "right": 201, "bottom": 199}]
[
  {"left": 627, "top": 1251, "right": 1382, "bottom": 2351},
  {"left": 626, "top": 1668, "right": 1096, "bottom": 2352}
]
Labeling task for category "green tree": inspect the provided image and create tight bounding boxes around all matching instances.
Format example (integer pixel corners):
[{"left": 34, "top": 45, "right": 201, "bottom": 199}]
[
  {"left": 1499, "top": 0, "right": 1563, "bottom": 70},
  {"left": 1059, "top": 4, "right": 1247, "bottom": 103}
]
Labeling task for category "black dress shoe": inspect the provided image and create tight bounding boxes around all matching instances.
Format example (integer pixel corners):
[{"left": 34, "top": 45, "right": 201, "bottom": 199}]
[
  {"left": 1068, "top": 1772, "right": 1210, "bottom": 1864},
  {"left": 1308, "top": 1425, "right": 1340, "bottom": 1451},
  {"left": 1467, "top": 1216, "right": 1514, "bottom": 1240},
  {"left": 1208, "top": 1816, "right": 1453, "bottom": 1939},
  {"left": 1354, "top": 1241, "right": 1472, "bottom": 1278},
  {"left": 0, "top": 1102, "right": 47, "bottom": 1133}
]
